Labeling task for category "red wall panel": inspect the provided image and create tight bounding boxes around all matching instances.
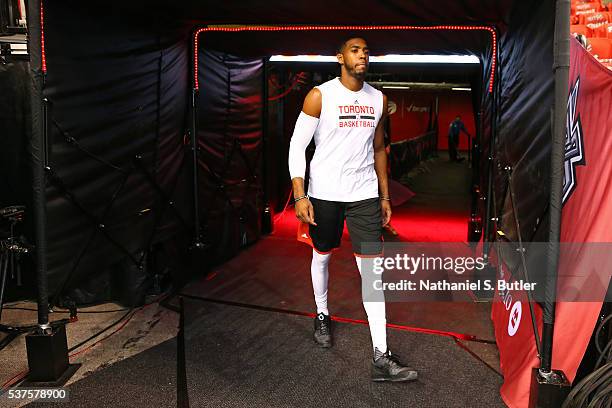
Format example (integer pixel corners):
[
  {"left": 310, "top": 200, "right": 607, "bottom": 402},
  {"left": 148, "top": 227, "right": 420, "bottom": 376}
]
[{"left": 385, "top": 91, "right": 432, "bottom": 142}]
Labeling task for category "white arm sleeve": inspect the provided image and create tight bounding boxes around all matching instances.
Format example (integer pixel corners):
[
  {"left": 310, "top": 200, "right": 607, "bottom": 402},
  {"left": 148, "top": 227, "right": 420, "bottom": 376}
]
[{"left": 288, "top": 111, "right": 319, "bottom": 180}]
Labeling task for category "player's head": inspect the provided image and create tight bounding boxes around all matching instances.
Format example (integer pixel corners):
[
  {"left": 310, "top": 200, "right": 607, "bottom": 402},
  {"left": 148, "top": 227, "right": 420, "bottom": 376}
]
[
  {"left": 455, "top": 115, "right": 461, "bottom": 121},
  {"left": 336, "top": 37, "right": 369, "bottom": 79}
]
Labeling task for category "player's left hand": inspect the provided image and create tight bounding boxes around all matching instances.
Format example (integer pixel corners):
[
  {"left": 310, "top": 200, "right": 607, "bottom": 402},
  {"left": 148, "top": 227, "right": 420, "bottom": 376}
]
[{"left": 381, "top": 200, "right": 392, "bottom": 226}]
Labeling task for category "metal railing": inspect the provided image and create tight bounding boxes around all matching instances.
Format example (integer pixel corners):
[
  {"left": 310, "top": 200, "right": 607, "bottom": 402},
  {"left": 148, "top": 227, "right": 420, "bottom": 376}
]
[{"left": 389, "top": 130, "right": 437, "bottom": 179}]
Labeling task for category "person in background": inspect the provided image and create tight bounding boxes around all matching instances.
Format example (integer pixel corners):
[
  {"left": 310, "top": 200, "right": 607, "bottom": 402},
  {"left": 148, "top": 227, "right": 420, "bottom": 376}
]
[{"left": 448, "top": 115, "right": 471, "bottom": 162}]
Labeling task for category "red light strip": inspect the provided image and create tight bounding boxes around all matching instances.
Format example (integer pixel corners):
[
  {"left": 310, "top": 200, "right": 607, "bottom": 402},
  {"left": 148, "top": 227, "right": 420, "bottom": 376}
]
[
  {"left": 40, "top": 0, "right": 47, "bottom": 73},
  {"left": 332, "top": 315, "right": 482, "bottom": 342},
  {"left": 193, "top": 25, "right": 497, "bottom": 93},
  {"left": 181, "top": 293, "right": 497, "bottom": 344}
]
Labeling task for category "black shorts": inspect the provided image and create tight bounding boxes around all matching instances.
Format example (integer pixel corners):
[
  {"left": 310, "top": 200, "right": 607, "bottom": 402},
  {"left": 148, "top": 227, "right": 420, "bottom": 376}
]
[{"left": 306, "top": 197, "right": 383, "bottom": 256}]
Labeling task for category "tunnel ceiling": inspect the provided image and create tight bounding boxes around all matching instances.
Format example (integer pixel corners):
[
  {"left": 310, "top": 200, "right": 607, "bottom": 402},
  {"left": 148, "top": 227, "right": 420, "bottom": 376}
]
[{"left": 123, "top": 0, "right": 516, "bottom": 57}]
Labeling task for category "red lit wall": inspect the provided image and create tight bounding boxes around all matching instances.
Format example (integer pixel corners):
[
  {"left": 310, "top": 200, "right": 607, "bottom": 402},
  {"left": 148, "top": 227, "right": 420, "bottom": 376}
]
[
  {"left": 385, "top": 91, "right": 432, "bottom": 142},
  {"left": 385, "top": 90, "right": 475, "bottom": 151}
]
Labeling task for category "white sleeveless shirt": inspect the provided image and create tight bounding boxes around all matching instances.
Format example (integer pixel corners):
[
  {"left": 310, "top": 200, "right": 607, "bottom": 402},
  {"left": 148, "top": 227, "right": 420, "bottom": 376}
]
[{"left": 308, "top": 77, "right": 383, "bottom": 202}]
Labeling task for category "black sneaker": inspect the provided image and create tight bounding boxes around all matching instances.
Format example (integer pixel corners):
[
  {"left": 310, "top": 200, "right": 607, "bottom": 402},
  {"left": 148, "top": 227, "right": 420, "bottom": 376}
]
[
  {"left": 372, "top": 349, "right": 418, "bottom": 382},
  {"left": 313, "top": 312, "right": 332, "bottom": 348}
]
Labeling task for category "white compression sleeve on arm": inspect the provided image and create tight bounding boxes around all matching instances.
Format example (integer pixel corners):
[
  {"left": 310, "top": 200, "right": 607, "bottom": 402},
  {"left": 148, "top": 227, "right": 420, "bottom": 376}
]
[{"left": 288, "top": 111, "right": 319, "bottom": 180}]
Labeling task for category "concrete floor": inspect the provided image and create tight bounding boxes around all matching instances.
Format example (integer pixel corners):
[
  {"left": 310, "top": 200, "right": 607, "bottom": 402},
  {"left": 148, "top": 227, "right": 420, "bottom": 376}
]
[{"left": 0, "top": 300, "right": 178, "bottom": 407}]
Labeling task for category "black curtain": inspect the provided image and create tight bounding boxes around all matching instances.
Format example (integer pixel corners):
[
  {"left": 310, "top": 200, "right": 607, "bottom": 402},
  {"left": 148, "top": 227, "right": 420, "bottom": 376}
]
[
  {"left": 0, "top": 61, "right": 31, "bottom": 209},
  {"left": 40, "top": 3, "right": 192, "bottom": 304},
  {"left": 475, "top": 0, "right": 555, "bottom": 291},
  {"left": 196, "top": 50, "right": 264, "bottom": 262},
  {"left": 495, "top": 0, "right": 555, "bottom": 243}
]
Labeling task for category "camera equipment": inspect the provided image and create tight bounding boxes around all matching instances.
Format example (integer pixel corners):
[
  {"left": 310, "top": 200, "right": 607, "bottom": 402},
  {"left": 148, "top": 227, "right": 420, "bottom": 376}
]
[{"left": 0, "top": 205, "right": 32, "bottom": 350}]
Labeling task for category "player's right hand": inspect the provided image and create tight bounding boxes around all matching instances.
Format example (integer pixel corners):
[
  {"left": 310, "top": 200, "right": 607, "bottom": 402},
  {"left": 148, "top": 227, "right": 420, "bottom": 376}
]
[{"left": 295, "top": 199, "right": 317, "bottom": 226}]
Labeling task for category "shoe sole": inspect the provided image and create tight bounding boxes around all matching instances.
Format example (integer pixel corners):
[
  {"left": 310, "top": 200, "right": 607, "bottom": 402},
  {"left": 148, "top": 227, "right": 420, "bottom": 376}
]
[
  {"left": 372, "top": 373, "right": 418, "bottom": 382},
  {"left": 314, "top": 338, "right": 332, "bottom": 348}
]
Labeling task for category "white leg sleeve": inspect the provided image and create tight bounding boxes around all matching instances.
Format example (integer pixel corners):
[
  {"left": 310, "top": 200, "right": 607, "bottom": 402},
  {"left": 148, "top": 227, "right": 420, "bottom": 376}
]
[
  {"left": 311, "top": 249, "right": 331, "bottom": 315},
  {"left": 356, "top": 256, "right": 387, "bottom": 353}
]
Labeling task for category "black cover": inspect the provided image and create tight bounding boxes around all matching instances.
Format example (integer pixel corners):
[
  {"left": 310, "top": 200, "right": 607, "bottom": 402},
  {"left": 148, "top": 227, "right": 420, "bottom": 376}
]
[
  {"left": 493, "top": 0, "right": 555, "bottom": 243},
  {"left": 0, "top": 61, "right": 31, "bottom": 209},
  {"left": 40, "top": 3, "right": 192, "bottom": 303},
  {"left": 196, "top": 51, "right": 264, "bottom": 261}
]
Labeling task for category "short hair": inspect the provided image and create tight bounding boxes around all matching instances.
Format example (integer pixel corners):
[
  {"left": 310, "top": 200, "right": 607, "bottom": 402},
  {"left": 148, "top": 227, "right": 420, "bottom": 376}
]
[
  {"left": 336, "top": 37, "right": 367, "bottom": 54},
  {"left": 336, "top": 40, "right": 346, "bottom": 54}
]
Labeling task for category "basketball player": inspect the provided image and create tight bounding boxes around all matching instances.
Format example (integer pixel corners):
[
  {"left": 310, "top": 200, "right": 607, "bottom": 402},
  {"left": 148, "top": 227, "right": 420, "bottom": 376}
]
[{"left": 287, "top": 37, "right": 417, "bottom": 382}]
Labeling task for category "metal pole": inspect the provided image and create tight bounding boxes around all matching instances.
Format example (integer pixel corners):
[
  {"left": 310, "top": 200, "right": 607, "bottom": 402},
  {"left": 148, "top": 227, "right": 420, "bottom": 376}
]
[
  {"left": 261, "top": 58, "right": 272, "bottom": 234},
  {"left": 540, "top": 0, "right": 570, "bottom": 375},
  {"left": 262, "top": 58, "right": 268, "bottom": 205},
  {"left": 468, "top": 133, "right": 472, "bottom": 164},
  {"left": 177, "top": 296, "right": 190, "bottom": 408},
  {"left": 27, "top": 0, "right": 50, "bottom": 329},
  {"left": 507, "top": 167, "right": 542, "bottom": 355},
  {"left": 482, "top": 44, "right": 499, "bottom": 263},
  {"left": 191, "top": 87, "right": 202, "bottom": 247},
  {"left": 0, "top": 253, "right": 8, "bottom": 321},
  {"left": 433, "top": 96, "right": 439, "bottom": 156}
]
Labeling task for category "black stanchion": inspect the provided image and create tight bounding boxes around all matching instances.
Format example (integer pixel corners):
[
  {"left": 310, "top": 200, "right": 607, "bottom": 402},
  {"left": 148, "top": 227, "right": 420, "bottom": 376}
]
[
  {"left": 261, "top": 58, "right": 273, "bottom": 234},
  {"left": 506, "top": 167, "right": 541, "bottom": 355},
  {"left": 467, "top": 133, "right": 471, "bottom": 164},
  {"left": 481, "top": 62, "right": 497, "bottom": 265},
  {"left": 190, "top": 86, "right": 203, "bottom": 249},
  {"left": 530, "top": 0, "right": 571, "bottom": 406},
  {"left": 177, "top": 296, "right": 190, "bottom": 408},
  {"left": 24, "top": 0, "right": 78, "bottom": 386}
]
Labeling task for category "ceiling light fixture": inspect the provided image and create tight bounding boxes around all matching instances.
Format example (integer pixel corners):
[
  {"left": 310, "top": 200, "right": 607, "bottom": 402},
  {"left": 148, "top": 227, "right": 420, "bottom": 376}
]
[{"left": 269, "top": 54, "right": 480, "bottom": 64}]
